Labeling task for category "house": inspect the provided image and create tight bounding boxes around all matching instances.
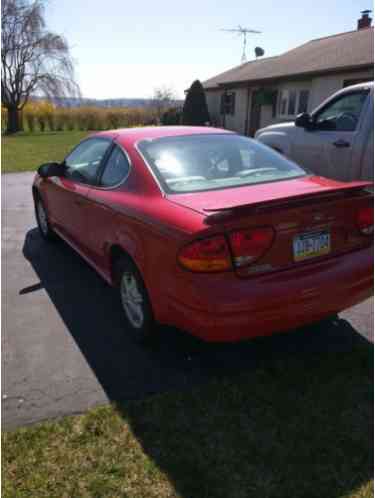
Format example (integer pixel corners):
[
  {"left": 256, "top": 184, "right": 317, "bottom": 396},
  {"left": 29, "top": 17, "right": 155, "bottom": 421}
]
[{"left": 203, "top": 11, "right": 374, "bottom": 136}]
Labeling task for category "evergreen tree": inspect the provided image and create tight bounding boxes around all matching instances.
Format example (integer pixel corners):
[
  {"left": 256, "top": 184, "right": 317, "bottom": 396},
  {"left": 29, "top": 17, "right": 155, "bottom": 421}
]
[{"left": 182, "top": 80, "right": 210, "bottom": 126}]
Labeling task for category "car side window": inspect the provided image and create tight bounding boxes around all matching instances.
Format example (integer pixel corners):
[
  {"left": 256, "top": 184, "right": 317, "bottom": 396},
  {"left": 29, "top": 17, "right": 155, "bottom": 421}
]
[
  {"left": 314, "top": 90, "right": 369, "bottom": 132},
  {"left": 64, "top": 138, "right": 111, "bottom": 184},
  {"left": 99, "top": 145, "right": 130, "bottom": 187}
]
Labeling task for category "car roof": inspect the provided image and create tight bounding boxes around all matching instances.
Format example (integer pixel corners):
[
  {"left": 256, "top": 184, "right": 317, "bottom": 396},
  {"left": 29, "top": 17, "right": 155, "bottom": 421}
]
[{"left": 94, "top": 126, "right": 233, "bottom": 146}]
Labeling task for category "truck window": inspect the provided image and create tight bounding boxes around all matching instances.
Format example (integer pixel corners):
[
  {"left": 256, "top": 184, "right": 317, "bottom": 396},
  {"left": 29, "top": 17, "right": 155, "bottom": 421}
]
[{"left": 314, "top": 90, "right": 369, "bottom": 132}]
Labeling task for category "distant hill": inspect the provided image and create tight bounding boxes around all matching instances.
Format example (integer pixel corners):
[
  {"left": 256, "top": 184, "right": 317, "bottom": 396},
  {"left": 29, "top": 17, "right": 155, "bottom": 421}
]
[{"left": 32, "top": 97, "right": 184, "bottom": 108}]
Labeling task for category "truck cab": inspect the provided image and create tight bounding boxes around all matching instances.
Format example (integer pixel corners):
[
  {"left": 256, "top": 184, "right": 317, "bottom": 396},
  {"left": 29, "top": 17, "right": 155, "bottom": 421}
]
[{"left": 255, "top": 82, "right": 374, "bottom": 182}]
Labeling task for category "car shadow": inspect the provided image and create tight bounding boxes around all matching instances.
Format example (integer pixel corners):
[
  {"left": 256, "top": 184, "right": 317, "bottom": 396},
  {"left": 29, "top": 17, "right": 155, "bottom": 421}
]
[{"left": 22, "top": 227, "right": 373, "bottom": 498}]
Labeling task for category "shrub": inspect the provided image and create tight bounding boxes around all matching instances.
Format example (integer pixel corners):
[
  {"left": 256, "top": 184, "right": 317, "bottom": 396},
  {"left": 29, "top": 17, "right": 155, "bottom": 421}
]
[
  {"left": 55, "top": 108, "right": 69, "bottom": 131},
  {"left": 40, "top": 101, "right": 56, "bottom": 132},
  {"left": 182, "top": 80, "right": 210, "bottom": 126},
  {"left": 23, "top": 102, "right": 36, "bottom": 133},
  {"left": 36, "top": 113, "right": 46, "bottom": 131},
  {"left": 161, "top": 107, "right": 182, "bottom": 125},
  {"left": 24, "top": 100, "right": 55, "bottom": 132},
  {"left": 86, "top": 108, "right": 100, "bottom": 130},
  {"left": 75, "top": 108, "right": 87, "bottom": 131},
  {"left": 46, "top": 112, "right": 55, "bottom": 131},
  {"left": 66, "top": 109, "right": 76, "bottom": 131},
  {"left": 17, "top": 103, "right": 160, "bottom": 133},
  {"left": 106, "top": 109, "right": 123, "bottom": 129}
]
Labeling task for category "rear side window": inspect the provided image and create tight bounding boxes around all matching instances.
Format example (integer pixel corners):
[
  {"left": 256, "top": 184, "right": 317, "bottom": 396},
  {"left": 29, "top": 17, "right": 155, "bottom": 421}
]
[{"left": 100, "top": 145, "right": 130, "bottom": 187}]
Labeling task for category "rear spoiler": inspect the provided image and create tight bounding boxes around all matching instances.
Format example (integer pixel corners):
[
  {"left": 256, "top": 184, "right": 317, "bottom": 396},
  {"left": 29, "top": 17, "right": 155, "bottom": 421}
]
[{"left": 203, "top": 182, "right": 373, "bottom": 223}]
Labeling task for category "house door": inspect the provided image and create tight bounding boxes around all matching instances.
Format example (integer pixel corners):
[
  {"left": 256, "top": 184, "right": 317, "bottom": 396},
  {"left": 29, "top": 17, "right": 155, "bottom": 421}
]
[{"left": 249, "top": 90, "right": 261, "bottom": 137}]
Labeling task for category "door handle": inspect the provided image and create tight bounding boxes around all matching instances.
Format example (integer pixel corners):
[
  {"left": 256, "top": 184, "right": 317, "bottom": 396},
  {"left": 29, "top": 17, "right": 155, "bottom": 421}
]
[
  {"left": 332, "top": 139, "right": 350, "bottom": 148},
  {"left": 74, "top": 199, "right": 85, "bottom": 207}
]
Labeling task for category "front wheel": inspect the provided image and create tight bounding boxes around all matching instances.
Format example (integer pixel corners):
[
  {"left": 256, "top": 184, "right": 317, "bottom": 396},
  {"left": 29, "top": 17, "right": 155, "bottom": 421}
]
[
  {"left": 115, "top": 257, "right": 156, "bottom": 344},
  {"left": 34, "top": 195, "right": 56, "bottom": 241}
]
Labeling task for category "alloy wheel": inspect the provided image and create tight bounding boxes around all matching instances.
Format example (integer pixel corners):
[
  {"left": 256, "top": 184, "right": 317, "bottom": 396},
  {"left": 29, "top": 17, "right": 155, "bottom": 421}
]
[
  {"left": 120, "top": 272, "right": 145, "bottom": 329},
  {"left": 37, "top": 200, "right": 49, "bottom": 236}
]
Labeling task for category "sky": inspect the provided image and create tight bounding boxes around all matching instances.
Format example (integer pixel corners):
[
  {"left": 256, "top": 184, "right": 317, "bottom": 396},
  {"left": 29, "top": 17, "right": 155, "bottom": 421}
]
[{"left": 44, "top": 0, "right": 372, "bottom": 99}]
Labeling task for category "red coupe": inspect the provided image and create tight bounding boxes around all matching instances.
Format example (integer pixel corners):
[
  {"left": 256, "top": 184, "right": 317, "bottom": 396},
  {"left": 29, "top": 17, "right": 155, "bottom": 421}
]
[{"left": 33, "top": 126, "right": 373, "bottom": 343}]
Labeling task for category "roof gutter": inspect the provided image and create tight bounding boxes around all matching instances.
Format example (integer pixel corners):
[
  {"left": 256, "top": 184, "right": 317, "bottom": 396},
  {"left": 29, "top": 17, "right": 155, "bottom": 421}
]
[{"left": 204, "top": 63, "right": 373, "bottom": 91}]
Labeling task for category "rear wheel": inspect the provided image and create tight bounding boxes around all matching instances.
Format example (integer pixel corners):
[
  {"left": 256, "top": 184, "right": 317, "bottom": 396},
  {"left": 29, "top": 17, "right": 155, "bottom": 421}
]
[
  {"left": 34, "top": 195, "right": 56, "bottom": 241},
  {"left": 115, "top": 256, "right": 156, "bottom": 344}
]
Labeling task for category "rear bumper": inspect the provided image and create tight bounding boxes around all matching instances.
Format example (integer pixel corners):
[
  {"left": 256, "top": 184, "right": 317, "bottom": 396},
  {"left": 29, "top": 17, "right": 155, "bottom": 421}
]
[{"left": 160, "top": 247, "right": 373, "bottom": 342}]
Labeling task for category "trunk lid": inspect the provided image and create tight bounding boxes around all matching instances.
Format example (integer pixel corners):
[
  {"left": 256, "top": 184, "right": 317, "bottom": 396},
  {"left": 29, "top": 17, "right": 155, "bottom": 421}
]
[
  {"left": 166, "top": 176, "right": 371, "bottom": 214},
  {"left": 168, "top": 176, "right": 373, "bottom": 277}
]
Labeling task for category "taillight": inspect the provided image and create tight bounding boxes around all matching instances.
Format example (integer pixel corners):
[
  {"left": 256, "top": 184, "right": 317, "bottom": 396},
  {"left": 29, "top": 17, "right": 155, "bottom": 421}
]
[
  {"left": 229, "top": 227, "right": 274, "bottom": 267},
  {"left": 357, "top": 206, "right": 374, "bottom": 235},
  {"left": 178, "top": 235, "right": 232, "bottom": 272}
]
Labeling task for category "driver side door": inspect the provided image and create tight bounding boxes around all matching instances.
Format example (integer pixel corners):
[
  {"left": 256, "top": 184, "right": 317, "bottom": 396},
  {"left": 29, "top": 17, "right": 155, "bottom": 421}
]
[
  {"left": 293, "top": 89, "right": 370, "bottom": 180},
  {"left": 44, "top": 137, "right": 112, "bottom": 249}
]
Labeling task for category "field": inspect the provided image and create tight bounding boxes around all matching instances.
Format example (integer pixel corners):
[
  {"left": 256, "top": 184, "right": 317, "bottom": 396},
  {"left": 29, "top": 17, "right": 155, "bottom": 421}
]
[
  {"left": 1, "top": 131, "right": 88, "bottom": 173},
  {"left": 3, "top": 343, "right": 373, "bottom": 498}
]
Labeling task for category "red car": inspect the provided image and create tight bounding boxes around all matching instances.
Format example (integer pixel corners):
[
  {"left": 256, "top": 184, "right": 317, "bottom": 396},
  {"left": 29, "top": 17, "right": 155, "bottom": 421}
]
[{"left": 33, "top": 126, "right": 373, "bottom": 343}]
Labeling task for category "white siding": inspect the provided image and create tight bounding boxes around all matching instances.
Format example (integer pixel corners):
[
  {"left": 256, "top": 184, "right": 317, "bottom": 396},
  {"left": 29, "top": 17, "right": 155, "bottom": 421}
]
[
  {"left": 205, "top": 88, "right": 249, "bottom": 133},
  {"left": 310, "top": 70, "right": 373, "bottom": 109},
  {"left": 206, "top": 68, "right": 373, "bottom": 134},
  {"left": 205, "top": 90, "right": 222, "bottom": 126},
  {"left": 222, "top": 88, "right": 249, "bottom": 134},
  {"left": 259, "top": 105, "right": 273, "bottom": 129}
]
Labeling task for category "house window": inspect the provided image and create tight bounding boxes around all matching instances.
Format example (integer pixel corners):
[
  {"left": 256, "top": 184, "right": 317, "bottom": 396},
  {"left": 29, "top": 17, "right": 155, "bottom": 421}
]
[
  {"left": 287, "top": 90, "right": 297, "bottom": 115},
  {"left": 279, "top": 90, "right": 288, "bottom": 115},
  {"left": 279, "top": 89, "right": 310, "bottom": 117},
  {"left": 221, "top": 92, "right": 236, "bottom": 115},
  {"left": 298, "top": 90, "right": 310, "bottom": 113}
]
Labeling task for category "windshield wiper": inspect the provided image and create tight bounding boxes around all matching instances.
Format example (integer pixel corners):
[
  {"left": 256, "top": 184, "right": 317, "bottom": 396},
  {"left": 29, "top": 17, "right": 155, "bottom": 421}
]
[{"left": 235, "top": 167, "right": 279, "bottom": 178}]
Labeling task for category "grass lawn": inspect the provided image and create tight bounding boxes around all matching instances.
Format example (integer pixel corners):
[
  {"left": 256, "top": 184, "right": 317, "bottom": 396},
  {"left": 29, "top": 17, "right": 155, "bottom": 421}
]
[
  {"left": 3, "top": 344, "right": 373, "bottom": 498},
  {"left": 1, "top": 131, "right": 88, "bottom": 173}
]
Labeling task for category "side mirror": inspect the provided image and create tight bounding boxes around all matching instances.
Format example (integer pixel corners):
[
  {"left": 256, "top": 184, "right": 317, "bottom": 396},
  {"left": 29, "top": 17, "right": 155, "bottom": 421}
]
[
  {"left": 37, "top": 162, "right": 63, "bottom": 178},
  {"left": 295, "top": 112, "right": 313, "bottom": 129}
]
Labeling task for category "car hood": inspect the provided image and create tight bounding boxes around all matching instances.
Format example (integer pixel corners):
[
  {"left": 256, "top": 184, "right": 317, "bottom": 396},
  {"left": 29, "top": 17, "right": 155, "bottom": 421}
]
[
  {"left": 256, "top": 121, "right": 296, "bottom": 136},
  {"left": 166, "top": 176, "right": 372, "bottom": 215}
]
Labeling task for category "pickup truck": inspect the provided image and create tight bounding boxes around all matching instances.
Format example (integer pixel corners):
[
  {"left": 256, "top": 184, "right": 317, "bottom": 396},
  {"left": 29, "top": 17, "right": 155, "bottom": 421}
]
[{"left": 255, "top": 82, "right": 374, "bottom": 182}]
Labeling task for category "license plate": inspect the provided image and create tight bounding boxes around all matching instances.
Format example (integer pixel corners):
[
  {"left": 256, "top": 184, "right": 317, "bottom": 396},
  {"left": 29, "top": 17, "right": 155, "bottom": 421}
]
[{"left": 293, "top": 231, "right": 331, "bottom": 262}]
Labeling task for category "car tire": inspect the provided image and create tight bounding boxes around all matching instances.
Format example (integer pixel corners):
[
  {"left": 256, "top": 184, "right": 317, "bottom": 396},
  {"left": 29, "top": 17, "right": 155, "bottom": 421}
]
[
  {"left": 34, "top": 194, "right": 56, "bottom": 241},
  {"left": 114, "top": 256, "right": 156, "bottom": 345}
]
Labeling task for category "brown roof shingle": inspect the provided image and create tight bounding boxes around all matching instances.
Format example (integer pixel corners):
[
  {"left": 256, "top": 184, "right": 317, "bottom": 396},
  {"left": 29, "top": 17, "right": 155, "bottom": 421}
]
[{"left": 203, "top": 27, "right": 374, "bottom": 89}]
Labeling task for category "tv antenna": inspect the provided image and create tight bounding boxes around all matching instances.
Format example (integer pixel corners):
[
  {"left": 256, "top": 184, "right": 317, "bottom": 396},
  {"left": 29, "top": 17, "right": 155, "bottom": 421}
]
[{"left": 221, "top": 25, "right": 262, "bottom": 63}]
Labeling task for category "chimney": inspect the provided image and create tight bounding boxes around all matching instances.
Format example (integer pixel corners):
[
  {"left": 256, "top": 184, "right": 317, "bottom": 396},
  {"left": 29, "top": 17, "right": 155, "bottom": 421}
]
[{"left": 358, "top": 9, "right": 372, "bottom": 29}]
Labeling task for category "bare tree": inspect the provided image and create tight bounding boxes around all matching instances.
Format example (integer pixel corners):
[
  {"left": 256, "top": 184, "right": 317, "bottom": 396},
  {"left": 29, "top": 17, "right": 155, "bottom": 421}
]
[
  {"left": 152, "top": 86, "right": 176, "bottom": 122},
  {"left": 1, "top": 0, "right": 80, "bottom": 133}
]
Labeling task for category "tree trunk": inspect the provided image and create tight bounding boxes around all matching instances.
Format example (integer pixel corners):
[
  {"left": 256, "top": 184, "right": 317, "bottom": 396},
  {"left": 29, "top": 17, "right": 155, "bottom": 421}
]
[{"left": 7, "top": 106, "right": 20, "bottom": 134}]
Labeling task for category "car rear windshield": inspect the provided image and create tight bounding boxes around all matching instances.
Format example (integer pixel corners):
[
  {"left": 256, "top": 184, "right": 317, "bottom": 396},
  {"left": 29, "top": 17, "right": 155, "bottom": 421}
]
[{"left": 137, "top": 133, "right": 307, "bottom": 194}]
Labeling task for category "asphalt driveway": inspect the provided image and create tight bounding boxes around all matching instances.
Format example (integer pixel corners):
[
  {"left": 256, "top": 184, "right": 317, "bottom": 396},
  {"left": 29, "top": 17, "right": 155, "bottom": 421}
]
[{"left": 2, "top": 172, "right": 373, "bottom": 430}]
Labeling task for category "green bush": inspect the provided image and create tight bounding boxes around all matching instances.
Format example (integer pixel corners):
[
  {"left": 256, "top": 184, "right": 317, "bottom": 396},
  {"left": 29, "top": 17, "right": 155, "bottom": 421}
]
[
  {"left": 36, "top": 113, "right": 46, "bottom": 132},
  {"left": 45, "top": 112, "right": 55, "bottom": 131},
  {"left": 25, "top": 111, "right": 36, "bottom": 132},
  {"left": 161, "top": 107, "right": 182, "bottom": 125},
  {"left": 183, "top": 80, "right": 210, "bottom": 126}
]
